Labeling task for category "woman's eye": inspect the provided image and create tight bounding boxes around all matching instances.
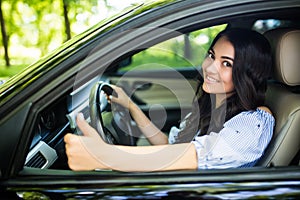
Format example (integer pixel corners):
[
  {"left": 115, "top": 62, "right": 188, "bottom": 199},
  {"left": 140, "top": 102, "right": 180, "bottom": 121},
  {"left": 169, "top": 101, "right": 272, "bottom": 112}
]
[
  {"left": 223, "top": 61, "right": 232, "bottom": 67},
  {"left": 208, "top": 52, "right": 215, "bottom": 59}
]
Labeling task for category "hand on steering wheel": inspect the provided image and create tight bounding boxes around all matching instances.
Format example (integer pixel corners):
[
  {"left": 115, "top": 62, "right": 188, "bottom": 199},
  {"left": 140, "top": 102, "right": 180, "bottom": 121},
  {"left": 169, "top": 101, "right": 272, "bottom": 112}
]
[
  {"left": 107, "top": 85, "right": 132, "bottom": 109},
  {"left": 89, "top": 82, "right": 136, "bottom": 145}
]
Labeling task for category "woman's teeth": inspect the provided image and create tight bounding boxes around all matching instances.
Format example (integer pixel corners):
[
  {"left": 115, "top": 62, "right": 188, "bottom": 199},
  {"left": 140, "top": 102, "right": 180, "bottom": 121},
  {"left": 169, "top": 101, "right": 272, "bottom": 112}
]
[{"left": 207, "top": 76, "right": 218, "bottom": 82}]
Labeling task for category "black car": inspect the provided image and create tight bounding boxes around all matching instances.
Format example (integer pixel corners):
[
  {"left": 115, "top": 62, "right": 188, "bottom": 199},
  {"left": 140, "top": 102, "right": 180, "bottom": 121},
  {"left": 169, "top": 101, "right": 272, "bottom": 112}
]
[{"left": 1, "top": 0, "right": 300, "bottom": 199}]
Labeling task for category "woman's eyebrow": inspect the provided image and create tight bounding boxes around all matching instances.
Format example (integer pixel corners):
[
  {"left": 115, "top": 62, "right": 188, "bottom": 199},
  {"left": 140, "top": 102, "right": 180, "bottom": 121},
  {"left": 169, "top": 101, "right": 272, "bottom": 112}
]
[
  {"left": 211, "top": 48, "right": 234, "bottom": 61},
  {"left": 221, "top": 56, "right": 234, "bottom": 62}
]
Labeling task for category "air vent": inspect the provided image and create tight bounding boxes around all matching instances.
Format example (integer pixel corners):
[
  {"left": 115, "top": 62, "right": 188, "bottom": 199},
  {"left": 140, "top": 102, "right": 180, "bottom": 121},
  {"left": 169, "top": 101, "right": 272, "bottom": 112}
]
[
  {"left": 26, "top": 151, "right": 47, "bottom": 168},
  {"left": 25, "top": 141, "right": 57, "bottom": 169}
]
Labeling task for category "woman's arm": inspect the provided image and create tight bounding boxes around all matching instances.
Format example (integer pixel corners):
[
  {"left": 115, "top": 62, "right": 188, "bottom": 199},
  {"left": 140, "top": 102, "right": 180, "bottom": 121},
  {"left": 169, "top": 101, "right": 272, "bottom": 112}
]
[
  {"left": 64, "top": 113, "right": 198, "bottom": 172},
  {"left": 110, "top": 85, "right": 168, "bottom": 145}
]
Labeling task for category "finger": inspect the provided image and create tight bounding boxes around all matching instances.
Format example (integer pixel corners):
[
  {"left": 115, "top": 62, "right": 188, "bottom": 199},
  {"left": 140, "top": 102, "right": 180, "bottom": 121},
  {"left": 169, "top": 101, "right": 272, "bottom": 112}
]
[
  {"left": 109, "top": 85, "right": 117, "bottom": 93},
  {"left": 110, "top": 85, "right": 120, "bottom": 97},
  {"left": 111, "top": 85, "right": 123, "bottom": 94},
  {"left": 105, "top": 94, "right": 111, "bottom": 103},
  {"left": 108, "top": 95, "right": 114, "bottom": 103},
  {"left": 64, "top": 133, "right": 74, "bottom": 143},
  {"left": 64, "top": 134, "right": 80, "bottom": 156},
  {"left": 110, "top": 85, "right": 117, "bottom": 90},
  {"left": 76, "top": 113, "right": 100, "bottom": 138},
  {"left": 64, "top": 133, "right": 84, "bottom": 145}
]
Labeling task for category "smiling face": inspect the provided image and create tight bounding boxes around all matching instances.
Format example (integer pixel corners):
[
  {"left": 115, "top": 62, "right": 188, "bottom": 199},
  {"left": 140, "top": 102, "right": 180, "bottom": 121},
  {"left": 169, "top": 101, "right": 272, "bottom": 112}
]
[{"left": 202, "top": 36, "right": 235, "bottom": 105}]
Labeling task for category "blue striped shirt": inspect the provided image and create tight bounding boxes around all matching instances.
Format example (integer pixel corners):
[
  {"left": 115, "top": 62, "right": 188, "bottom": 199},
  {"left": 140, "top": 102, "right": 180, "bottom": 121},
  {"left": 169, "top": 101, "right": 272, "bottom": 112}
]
[{"left": 168, "top": 108, "right": 275, "bottom": 169}]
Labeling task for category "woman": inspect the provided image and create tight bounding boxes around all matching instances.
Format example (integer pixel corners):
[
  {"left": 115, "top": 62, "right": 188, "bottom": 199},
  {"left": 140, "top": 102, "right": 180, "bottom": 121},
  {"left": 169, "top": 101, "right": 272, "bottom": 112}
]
[{"left": 64, "top": 28, "right": 275, "bottom": 171}]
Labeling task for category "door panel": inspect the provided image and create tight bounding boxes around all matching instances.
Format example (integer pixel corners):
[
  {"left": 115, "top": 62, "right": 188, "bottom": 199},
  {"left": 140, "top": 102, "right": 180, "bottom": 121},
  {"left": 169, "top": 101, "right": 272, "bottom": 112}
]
[{"left": 110, "top": 68, "right": 199, "bottom": 133}]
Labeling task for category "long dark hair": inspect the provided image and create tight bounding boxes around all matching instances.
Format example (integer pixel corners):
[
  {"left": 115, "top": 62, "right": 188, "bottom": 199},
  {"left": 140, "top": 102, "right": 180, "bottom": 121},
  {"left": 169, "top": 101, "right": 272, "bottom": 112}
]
[{"left": 175, "top": 28, "right": 272, "bottom": 143}]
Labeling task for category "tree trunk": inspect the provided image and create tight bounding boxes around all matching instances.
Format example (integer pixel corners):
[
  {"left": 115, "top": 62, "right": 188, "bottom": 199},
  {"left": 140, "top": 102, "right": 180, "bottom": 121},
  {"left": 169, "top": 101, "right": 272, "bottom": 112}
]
[
  {"left": 62, "top": 0, "right": 71, "bottom": 41},
  {"left": 0, "top": 0, "right": 10, "bottom": 66},
  {"left": 184, "top": 34, "right": 191, "bottom": 61}
]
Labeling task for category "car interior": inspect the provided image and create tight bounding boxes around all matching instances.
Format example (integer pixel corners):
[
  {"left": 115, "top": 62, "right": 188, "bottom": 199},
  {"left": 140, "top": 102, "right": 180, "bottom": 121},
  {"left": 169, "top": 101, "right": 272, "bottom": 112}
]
[
  {"left": 257, "top": 28, "right": 300, "bottom": 167},
  {"left": 23, "top": 15, "right": 300, "bottom": 172}
]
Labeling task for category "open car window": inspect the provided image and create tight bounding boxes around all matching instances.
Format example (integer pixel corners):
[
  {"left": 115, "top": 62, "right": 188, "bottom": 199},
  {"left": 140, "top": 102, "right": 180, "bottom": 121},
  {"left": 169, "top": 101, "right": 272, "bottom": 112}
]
[
  {"left": 24, "top": 16, "right": 300, "bottom": 171},
  {"left": 119, "top": 24, "right": 227, "bottom": 72},
  {"left": 13, "top": 0, "right": 298, "bottom": 177}
]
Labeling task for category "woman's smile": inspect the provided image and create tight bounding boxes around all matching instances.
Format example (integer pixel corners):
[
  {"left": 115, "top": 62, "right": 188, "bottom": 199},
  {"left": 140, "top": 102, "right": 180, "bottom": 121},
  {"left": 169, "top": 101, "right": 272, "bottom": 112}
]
[{"left": 205, "top": 75, "right": 220, "bottom": 83}]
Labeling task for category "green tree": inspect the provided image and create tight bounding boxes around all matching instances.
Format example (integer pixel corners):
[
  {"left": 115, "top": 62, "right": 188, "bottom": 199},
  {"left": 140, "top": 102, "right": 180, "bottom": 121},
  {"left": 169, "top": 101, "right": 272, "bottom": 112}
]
[
  {"left": 0, "top": 0, "right": 122, "bottom": 77},
  {"left": 62, "top": 0, "right": 71, "bottom": 41},
  {"left": 0, "top": 0, "right": 10, "bottom": 66},
  {"left": 61, "top": 0, "right": 100, "bottom": 42}
]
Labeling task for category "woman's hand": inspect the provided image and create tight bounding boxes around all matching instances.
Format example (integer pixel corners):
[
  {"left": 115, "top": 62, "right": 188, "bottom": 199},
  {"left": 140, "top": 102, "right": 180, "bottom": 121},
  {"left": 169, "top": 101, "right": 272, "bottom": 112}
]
[
  {"left": 109, "top": 85, "right": 168, "bottom": 145},
  {"left": 64, "top": 114, "right": 197, "bottom": 172},
  {"left": 109, "top": 85, "right": 133, "bottom": 109},
  {"left": 64, "top": 113, "right": 109, "bottom": 171}
]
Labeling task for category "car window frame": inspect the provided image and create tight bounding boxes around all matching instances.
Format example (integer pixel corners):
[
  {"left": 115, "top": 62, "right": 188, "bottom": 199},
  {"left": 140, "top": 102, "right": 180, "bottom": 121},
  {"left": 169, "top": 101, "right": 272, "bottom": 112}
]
[{"left": 3, "top": 0, "right": 299, "bottom": 180}]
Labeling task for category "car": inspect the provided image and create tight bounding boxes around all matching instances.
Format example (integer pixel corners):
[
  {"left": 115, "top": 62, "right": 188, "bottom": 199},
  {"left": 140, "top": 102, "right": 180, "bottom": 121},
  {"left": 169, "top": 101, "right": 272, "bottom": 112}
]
[{"left": 1, "top": 0, "right": 300, "bottom": 199}]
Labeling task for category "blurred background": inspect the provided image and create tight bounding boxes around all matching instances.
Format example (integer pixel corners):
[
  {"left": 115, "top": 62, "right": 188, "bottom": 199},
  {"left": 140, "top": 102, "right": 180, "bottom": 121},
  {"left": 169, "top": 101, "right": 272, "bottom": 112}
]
[{"left": 0, "top": 0, "right": 140, "bottom": 79}]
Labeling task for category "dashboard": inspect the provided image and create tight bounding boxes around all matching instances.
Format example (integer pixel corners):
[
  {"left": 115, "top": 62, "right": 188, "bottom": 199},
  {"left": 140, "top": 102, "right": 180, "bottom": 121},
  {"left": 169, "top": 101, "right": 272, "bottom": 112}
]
[{"left": 25, "top": 76, "right": 104, "bottom": 169}]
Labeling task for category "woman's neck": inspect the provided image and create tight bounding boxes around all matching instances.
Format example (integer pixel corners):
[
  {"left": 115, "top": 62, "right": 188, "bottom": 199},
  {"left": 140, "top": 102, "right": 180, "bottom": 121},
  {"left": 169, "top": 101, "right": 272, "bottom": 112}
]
[
  {"left": 215, "top": 91, "right": 235, "bottom": 108},
  {"left": 215, "top": 94, "right": 227, "bottom": 108}
]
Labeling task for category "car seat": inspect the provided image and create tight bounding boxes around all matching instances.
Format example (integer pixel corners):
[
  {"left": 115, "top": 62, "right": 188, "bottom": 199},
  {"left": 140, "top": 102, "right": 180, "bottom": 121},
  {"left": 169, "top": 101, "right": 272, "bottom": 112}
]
[{"left": 257, "top": 28, "right": 300, "bottom": 166}]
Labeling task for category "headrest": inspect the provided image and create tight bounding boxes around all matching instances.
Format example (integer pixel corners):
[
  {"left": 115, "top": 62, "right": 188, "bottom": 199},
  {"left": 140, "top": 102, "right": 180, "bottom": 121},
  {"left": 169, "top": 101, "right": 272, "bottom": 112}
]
[{"left": 264, "top": 28, "right": 300, "bottom": 86}]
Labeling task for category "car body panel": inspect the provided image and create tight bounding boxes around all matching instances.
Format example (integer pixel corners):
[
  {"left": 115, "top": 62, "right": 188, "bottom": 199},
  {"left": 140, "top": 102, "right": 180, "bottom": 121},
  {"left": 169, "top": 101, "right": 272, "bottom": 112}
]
[
  {"left": 0, "top": 0, "right": 299, "bottom": 198},
  {"left": 2, "top": 167, "right": 300, "bottom": 199}
]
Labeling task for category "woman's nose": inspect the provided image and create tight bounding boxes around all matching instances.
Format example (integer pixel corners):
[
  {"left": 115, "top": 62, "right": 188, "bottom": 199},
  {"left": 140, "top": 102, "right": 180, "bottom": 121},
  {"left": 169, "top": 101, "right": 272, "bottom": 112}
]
[{"left": 205, "top": 60, "right": 219, "bottom": 73}]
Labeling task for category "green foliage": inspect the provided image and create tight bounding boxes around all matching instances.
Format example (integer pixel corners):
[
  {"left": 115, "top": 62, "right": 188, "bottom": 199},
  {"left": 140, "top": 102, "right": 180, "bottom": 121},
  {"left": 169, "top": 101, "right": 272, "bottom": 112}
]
[
  {"left": 0, "top": 1, "right": 226, "bottom": 79},
  {"left": 0, "top": 64, "right": 26, "bottom": 77},
  {"left": 0, "top": 0, "right": 113, "bottom": 77},
  {"left": 121, "top": 24, "right": 227, "bottom": 71}
]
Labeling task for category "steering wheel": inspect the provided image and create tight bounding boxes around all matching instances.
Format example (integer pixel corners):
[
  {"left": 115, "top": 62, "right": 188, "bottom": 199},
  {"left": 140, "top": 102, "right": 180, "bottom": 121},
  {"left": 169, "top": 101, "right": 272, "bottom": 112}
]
[{"left": 89, "top": 81, "right": 136, "bottom": 145}]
